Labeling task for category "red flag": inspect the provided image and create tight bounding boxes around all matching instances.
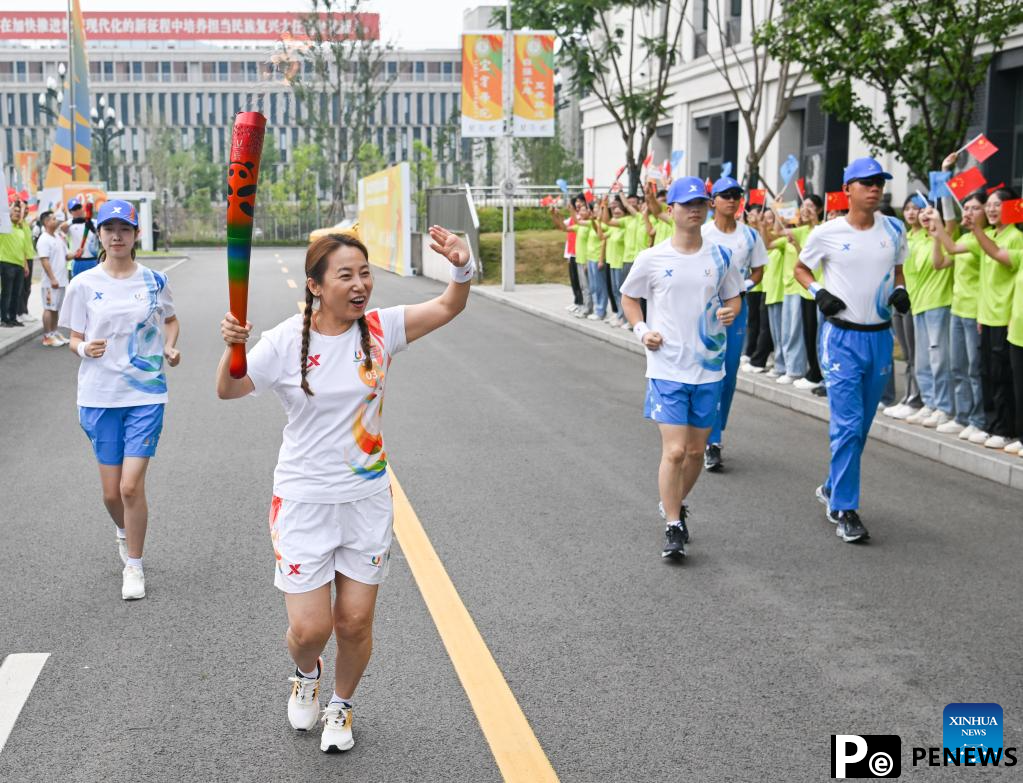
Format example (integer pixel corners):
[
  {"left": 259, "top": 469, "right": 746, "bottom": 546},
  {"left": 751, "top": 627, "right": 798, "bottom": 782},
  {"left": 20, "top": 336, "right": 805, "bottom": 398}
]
[
  {"left": 796, "top": 178, "right": 806, "bottom": 200},
  {"left": 664, "top": 160, "right": 672, "bottom": 180},
  {"left": 736, "top": 197, "right": 746, "bottom": 214},
  {"left": 946, "top": 167, "right": 987, "bottom": 201},
  {"left": 540, "top": 195, "right": 553, "bottom": 207},
  {"left": 586, "top": 177, "right": 594, "bottom": 189},
  {"left": 1001, "top": 198, "right": 1023, "bottom": 224},
  {"left": 704, "top": 178, "right": 713, "bottom": 194},
  {"left": 748, "top": 188, "right": 766, "bottom": 206},
  {"left": 584, "top": 190, "right": 594, "bottom": 204},
  {"left": 642, "top": 153, "right": 653, "bottom": 169},
  {"left": 965, "top": 134, "right": 998, "bottom": 163},
  {"left": 613, "top": 165, "right": 626, "bottom": 181},
  {"left": 825, "top": 191, "right": 849, "bottom": 212},
  {"left": 986, "top": 182, "right": 1006, "bottom": 195}
]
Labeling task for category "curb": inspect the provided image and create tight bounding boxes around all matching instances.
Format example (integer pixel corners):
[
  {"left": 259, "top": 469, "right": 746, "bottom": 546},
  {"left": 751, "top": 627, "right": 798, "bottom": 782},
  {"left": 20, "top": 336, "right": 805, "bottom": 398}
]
[
  {"left": 471, "top": 285, "right": 1023, "bottom": 492},
  {"left": 0, "top": 324, "right": 46, "bottom": 359}
]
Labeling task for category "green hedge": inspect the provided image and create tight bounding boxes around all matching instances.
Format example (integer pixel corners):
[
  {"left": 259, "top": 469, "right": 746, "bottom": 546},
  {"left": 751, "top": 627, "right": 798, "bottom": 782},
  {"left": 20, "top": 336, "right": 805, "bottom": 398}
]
[{"left": 476, "top": 206, "right": 560, "bottom": 233}]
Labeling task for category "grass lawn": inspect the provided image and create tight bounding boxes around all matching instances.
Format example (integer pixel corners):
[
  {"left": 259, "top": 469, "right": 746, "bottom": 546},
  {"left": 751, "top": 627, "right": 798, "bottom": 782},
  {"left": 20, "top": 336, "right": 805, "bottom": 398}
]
[{"left": 478, "top": 230, "right": 568, "bottom": 286}]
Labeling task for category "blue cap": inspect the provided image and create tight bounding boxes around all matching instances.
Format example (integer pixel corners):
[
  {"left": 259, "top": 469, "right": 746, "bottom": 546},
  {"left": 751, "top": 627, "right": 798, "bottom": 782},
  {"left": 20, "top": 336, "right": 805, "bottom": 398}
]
[
  {"left": 842, "top": 157, "right": 893, "bottom": 185},
  {"left": 67, "top": 197, "right": 83, "bottom": 211},
  {"left": 667, "top": 176, "right": 711, "bottom": 205},
  {"left": 96, "top": 199, "right": 138, "bottom": 227},
  {"left": 711, "top": 176, "right": 743, "bottom": 196}
]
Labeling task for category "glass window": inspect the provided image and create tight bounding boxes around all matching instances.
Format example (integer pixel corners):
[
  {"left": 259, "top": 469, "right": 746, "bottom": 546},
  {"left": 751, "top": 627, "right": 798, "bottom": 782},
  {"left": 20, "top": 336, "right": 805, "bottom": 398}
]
[
  {"left": 172, "top": 94, "right": 180, "bottom": 125},
  {"left": 15, "top": 62, "right": 26, "bottom": 82},
  {"left": 387, "top": 61, "right": 397, "bottom": 76},
  {"left": 133, "top": 93, "right": 141, "bottom": 122},
  {"left": 442, "top": 61, "right": 453, "bottom": 82},
  {"left": 161, "top": 61, "right": 171, "bottom": 83},
  {"left": 392, "top": 93, "right": 399, "bottom": 124},
  {"left": 416, "top": 93, "right": 423, "bottom": 124},
  {"left": 415, "top": 61, "right": 425, "bottom": 82},
  {"left": 429, "top": 93, "right": 435, "bottom": 124},
  {"left": 218, "top": 62, "right": 229, "bottom": 82},
  {"left": 183, "top": 93, "right": 191, "bottom": 125},
  {"left": 404, "top": 93, "right": 411, "bottom": 124},
  {"left": 132, "top": 62, "right": 142, "bottom": 79},
  {"left": 103, "top": 61, "right": 114, "bottom": 82},
  {"left": 440, "top": 93, "right": 447, "bottom": 122}
]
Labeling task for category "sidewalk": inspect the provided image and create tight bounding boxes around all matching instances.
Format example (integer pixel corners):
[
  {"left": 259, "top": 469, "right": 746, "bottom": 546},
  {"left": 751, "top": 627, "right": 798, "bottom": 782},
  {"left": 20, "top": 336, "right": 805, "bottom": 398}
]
[{"left": 472, "top": 283, "right": 1023, "bottom": 492}]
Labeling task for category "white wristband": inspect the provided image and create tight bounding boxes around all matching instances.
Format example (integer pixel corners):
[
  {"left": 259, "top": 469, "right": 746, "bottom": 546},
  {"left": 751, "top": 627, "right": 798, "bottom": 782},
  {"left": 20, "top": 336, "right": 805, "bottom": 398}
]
[
  {"left": 808, "top": 282, "right": 822, "bottom": 297},
  {"left": 450, "top": 254, "right": 476, "bottom": 284},
  {"left": 77, "top": 341, "right": 89, "bottom": 358},
  {"left": 633, "top": 321, "right": 651, "bottom": 340},
  {"left": 743, "top": 278, "right": 755, "bottom": 292}
]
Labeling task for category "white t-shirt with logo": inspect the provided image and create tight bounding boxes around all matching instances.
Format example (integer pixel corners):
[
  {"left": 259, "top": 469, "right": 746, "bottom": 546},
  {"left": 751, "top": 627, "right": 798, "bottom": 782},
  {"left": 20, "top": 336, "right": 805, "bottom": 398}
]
[
  {"left": 620, "top": 238, "right": 744, "bottom": 384},
  {"left": 701, "top": 221, "right": 768, "bottom": 279},
  {"left": 59, "top": 264, "right": 176, "bottom": 407},
  {"left": 36, "top": 231, "right": 69, "bottom": 288},
  {"left": 67, "top": 219, "right": 99, "bottom": 260},
  {"left": 246, "top": 307, "right": 408, "bottom": 504},
  {"left": 799, "top": 216, "right": 907, "bottom": 325}
]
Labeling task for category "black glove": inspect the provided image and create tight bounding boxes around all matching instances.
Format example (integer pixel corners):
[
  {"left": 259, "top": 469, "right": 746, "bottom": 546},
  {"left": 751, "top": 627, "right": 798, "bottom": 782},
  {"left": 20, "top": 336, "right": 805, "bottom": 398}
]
[
  {"left": 888, "top": 286, "right": 911, "bottom": 315},
  {"left": 814, "top": 288, "right": 847, "bottom": 317}
]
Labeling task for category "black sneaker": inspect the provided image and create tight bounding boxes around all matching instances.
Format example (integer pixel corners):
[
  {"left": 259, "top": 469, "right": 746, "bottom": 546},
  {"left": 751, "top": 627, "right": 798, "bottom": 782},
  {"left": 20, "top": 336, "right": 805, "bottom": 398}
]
[
  {"left": 658, "top": 502, "right": 691, "bottom": 542},
  {"left": 10, "top": 319, "right": 24, "bottom": 327},
  {"left": 833, "top": 510, "right": 869, "bottom": 543},
  {"left": 812, "top": 385, "right": 828, "bottom": 397},
  {"left": 661, "top": 522, "right": 687, "bottom": 559},
  {"left": 704, "top": 443, "right": 723, "bottom": 472}
]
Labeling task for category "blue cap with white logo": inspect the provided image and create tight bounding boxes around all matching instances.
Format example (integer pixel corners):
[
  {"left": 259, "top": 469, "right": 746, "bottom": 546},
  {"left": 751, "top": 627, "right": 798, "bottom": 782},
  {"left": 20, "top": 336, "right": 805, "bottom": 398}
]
[
  {"left": 711, "top": 176, "right": 743, "bottom": 196},
  {"left": 667, "top": 176, "right": 711, "bottom": 205},
  {"left": 67, "top": 197, "right": 83, "bottom": 211},
  {"left": 96, "top": 199, "right": 139, "bottom": 227},
  {"left": 842, "top": 157, "right": 893, "bottom": 185}
]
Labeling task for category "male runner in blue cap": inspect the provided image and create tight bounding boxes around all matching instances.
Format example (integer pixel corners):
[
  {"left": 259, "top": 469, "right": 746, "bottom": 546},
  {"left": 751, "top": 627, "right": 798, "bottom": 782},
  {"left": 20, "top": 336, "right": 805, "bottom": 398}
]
[{"left": 794, "top": 157, "right": 910, "bottom": 543}]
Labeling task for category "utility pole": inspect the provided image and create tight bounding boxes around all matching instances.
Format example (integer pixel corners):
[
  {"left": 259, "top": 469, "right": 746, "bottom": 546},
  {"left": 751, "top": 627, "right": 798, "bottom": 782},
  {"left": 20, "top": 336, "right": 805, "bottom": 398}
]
[
  {"left": 500, "top": 0, "right": 515, "bottom": 292},
  {"left": 67, "top": 0, "right": 76, "bottom": 180}
]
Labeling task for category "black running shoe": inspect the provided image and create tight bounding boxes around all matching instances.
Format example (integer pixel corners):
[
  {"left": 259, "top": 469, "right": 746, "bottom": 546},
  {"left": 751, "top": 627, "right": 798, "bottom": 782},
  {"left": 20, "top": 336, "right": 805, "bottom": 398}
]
[
  {"left": 658, "top": 502, "right": 691, "bottom": 542},
  {"left": 661, "top": 523, "right": 687, "bottom": 559},
  {"left": 812, "top": 385, "right": 827, "bottom": 397},
  {"left": 704, "top": 443, "right": 723, "bottom": 472},
  {"left": 834, "top": 510, "right": 869, "bottom": 543}
]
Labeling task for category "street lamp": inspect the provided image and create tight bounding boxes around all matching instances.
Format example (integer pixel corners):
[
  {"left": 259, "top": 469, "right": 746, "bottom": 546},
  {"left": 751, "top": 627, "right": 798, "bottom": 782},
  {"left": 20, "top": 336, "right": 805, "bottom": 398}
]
[
  {"left": 38, "top": 62, "right": 67, "bottom": 123},
  {"left": 91, "top": 95, "right": 126, "bottom": 188}
]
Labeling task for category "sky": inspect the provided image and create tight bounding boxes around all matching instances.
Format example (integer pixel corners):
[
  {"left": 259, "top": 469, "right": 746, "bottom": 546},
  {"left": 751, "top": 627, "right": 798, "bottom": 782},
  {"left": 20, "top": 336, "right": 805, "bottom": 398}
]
[{"left": 0, "top": 0, "right": 489, "bottom": 50}]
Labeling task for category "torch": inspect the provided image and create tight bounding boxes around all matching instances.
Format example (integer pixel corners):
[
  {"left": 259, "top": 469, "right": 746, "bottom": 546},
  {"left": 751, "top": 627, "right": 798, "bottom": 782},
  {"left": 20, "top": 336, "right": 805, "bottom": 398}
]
[{"left": 226, "top": 111, "right": 267, "bottom": 379}]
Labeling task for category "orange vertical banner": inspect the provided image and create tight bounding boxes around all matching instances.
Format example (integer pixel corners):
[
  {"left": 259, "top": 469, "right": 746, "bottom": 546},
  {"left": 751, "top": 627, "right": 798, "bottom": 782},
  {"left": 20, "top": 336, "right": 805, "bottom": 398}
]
[
  {"left": 461, "top": 33, "right": 504, "bottom": 138},
  {"left": 513, "top": 32, "right": 554, "bottom": 137}
]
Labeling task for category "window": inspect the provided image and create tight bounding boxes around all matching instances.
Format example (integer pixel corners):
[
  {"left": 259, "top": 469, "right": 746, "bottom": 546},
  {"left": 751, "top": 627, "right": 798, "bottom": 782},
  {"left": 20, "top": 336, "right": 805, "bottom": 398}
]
[
  {"left": 429, "top": 93, "right": 435, "bottom": 124},
  {"left": 103, "top": 61, "right": 114, "bottom": 82},
  {"left": 440, "top": 93, "right": 447, "bottom": 122},
  {"left": 183, "top": 93, "right": 191, "bottom": 125},
  {"left": 442, "top": 62, "right": 453, "bottom": 82},
  {"left": 132, "top": 62, "right": 142, "bottom": 79},
  {"left": 160, "top": 61, "right": 171, "bottom": 82},
  {"left": 145, "top": 62, "right": 158, "bottom": 80},
  {"left": 404, "top": 93, "right": 410, "bottom": 124},
  {"left": 427, "top": 61, "right": 440, "bottom": 82},
  {"left": 133, "top": 93, "right": 141, "bottom": 122},
  {"left": 270, "top": 93, "right": 278, "bottom": 125},
  {"left": 392, "top": 93, "right": 399, "bottom": 124},
  {"left": 15, "top": 61, "right": 26, "bottom": 82},
  {"left": 387, "top": 61, "right": 397, "bottom": 77},
  {"left": 172, "top": 93, "right": 179, "bottom": 125},
  {"left": 416, "top": 93, "right": 423, "bottom": 124},
  {"left": 415, "top": 61, "right": 425, "bottom": 82},
  {"left": 218, "top": 62, "right": 229, "bottom": 82},
  {"left": 121, "top": 94, "right": 128, "bottom": 121}
]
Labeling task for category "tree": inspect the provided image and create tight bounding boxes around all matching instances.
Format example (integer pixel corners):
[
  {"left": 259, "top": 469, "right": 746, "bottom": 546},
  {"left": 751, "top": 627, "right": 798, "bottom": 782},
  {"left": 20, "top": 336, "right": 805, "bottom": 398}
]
[
  {"left": 514, "top": 126, "right": 584, "bottom": 185},
  {"left": 146, "top": 126, "right": 194, "bottom": 200},
  {"left": 700, "top": 0, "right": 806, "bottom": 189},
  {"left": 285, "top": 0, "right": 397, "bottom": 218},
  {"left": 356, "top": 141, "right": 388, "bottom": 177},
  {"left": 411, "top": 140, "right": 439, "bottom": 229},
  {"left": 760, "top": 0, "right": 1023, "bottom": 182},
  {"left": 188, "top": 137, "right": 222, "bottom": 200},
  {"left": 513, "top": 0, "right": 688, "bottom": 195}
]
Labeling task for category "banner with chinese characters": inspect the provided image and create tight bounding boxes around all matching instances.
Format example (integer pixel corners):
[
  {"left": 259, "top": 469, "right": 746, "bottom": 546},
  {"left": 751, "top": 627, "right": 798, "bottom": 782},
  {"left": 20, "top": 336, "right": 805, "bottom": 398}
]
[
  {"left": 461, "top": 33, "right": 504, "bottom": 138},
  {"left": 513, "top": 32, "right": 555, "bottom": 137},
  {"left": 0, "top": 12, "right": 379, "bottom": 41},
  {"left": 357, "top": 163, "right": 412, "bottom": 277}
]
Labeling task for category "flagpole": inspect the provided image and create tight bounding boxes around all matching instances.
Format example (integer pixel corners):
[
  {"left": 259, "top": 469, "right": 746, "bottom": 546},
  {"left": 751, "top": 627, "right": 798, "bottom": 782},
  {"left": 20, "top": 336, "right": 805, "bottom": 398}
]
[{"left": 67, "top": 0, "right": 75, "bottom": 181}]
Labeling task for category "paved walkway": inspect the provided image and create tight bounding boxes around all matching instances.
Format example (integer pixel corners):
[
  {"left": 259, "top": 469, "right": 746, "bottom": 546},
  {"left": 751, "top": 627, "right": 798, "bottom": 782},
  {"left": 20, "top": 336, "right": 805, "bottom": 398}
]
[{"left": 473, "top": 283, "right": 1023, "bottom": 491}]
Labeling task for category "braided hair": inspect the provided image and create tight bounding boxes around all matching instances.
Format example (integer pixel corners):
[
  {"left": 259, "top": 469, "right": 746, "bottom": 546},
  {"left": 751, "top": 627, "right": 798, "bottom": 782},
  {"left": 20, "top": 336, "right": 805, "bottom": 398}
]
[{"left": 300, "top": 233, "right": 374, "bottom": 397}]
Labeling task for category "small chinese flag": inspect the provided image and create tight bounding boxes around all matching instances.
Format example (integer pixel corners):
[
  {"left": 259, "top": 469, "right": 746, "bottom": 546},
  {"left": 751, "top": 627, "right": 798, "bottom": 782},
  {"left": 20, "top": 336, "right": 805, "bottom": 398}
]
[
  {"left": 664, "top": 160, "right": 671, "bottom": 180},
  {"left": 796, "top": 178, "right": 806, "bottom": 200},
  {"left": 642, "top": 153, "right": 653, "bottom": 169},
  {"left": 946, "top": 167, "right": 987, "bottom": 201},
  {"left": 965, "top": 134, "right": 998, "bottom": 163},
  {"left": 585, "top": 177, "right": 594, "bottom": 189},
  {"left": 584, "top": 190, "right": 594, "bottom": 204},
  {"left": 986, "top": 182, "right": 1005, "bottom": 195},
  {"left": 704, "top": 178, "right": 713, "bottom": 194},
  {"left": 748, "top": 188, "right": 766, "bottom": 206},
  {"left": 826, "top": 191, "right": 849, "bottom": 212},
  {"left": 1001, "top": 198, "right": 1023, "bottom": 225}
]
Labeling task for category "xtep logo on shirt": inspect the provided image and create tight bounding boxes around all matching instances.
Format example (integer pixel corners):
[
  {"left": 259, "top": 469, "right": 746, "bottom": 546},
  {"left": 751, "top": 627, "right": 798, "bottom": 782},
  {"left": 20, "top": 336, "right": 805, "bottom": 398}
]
[
  {"left": 306, "top": 354, "right": 321, "bottom": 369},
  {"left": 841, "top": 243, "right": 852, "bottom": 252},
  {"left": 663, "top": 269, "right": 673, "bottom": 278},
  {"left": 93, "top": 291, "right": 104, "bottom": 301},
  {"left": 288, "top": 563, "right": 301, "bottom": 575}
]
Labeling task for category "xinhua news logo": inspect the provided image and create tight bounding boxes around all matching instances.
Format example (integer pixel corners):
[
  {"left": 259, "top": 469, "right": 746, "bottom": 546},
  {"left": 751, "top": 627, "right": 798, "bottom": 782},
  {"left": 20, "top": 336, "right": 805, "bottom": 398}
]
[
  {"left": 831, "top": 735, "right": 901, "bottom": 778},
  {"left": 911, "top": 702, "right": 1018, "bottom": 768}
]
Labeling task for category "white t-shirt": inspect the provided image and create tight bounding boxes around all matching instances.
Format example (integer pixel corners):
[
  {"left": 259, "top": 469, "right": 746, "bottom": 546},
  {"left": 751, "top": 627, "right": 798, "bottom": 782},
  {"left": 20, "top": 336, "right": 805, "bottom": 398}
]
[
  {"left": 66, "top": 219, "right": 99, "bottom": 260},
  {"left": 246, "top": 307, "right": 408, "bottom": 504},
  {"left": 799, "top": 215, "right": 907, "bottom": 325},
  {"left": 36, "top": 231, "right": 69, "bottom": 288},
  {"left": 59, "top": 264, "right": 176, "bottom": 407},
  {"left": 701, "top": 221, "right": 768, "bottom": 279},
  {"left": 620, "top": 238, "right": 744, "bottom": 384}
]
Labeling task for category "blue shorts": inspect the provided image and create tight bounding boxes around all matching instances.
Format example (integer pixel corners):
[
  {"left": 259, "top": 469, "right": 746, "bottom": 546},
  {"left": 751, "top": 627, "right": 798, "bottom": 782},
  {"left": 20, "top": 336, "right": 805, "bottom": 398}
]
[
  {"left": 79, "top": 404, "right": 165, "bottom": 465},
  {"left": 644, "top": 379, "right": 723, "bottom": 428},
  {"left": 71, "top": 258, "right": 99, "bottom": 278}
]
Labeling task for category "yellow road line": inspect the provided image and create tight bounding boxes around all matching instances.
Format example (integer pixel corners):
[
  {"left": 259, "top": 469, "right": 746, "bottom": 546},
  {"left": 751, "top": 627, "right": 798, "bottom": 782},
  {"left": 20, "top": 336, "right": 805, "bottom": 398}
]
[
  {"left": 390, "top": 471, "right": 559, "bottom": 783},
  {"left": 286, "top": 278, "right": 297, "bottom": 289},
  {"left": 281, "top": 266, "right": 289, "bottom": 273}
]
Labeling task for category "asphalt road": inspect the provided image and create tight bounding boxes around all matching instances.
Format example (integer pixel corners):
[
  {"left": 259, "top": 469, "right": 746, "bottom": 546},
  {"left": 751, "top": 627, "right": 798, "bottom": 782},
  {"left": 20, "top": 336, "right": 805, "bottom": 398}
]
[{"left": 0, "top": 248, "right": 1019, "bottom": 782}]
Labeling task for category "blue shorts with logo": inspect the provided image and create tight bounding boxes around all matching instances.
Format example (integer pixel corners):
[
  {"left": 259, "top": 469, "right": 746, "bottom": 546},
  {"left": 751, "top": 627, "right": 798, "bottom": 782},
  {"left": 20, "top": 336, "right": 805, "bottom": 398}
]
[
  {"left": 644, "top": 378, "right": 723, "bottom": 428},
  {"left": 79, "top": 404, "right": 165, "bottom": 465},
  {"left": 70, "top": 258, "right": 99, "bottom": 279}
]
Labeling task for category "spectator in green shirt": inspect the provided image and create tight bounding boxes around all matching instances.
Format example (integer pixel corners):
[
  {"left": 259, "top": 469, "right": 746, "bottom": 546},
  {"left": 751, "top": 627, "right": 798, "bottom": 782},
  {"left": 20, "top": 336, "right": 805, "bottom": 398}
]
[{"left": 1, "top": 200, "right": 35, "bottom": 327}]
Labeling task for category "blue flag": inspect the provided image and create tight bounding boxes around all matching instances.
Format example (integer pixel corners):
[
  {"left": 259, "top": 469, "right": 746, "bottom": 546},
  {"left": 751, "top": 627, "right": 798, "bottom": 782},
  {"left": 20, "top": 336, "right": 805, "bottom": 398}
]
[
  {"left": 721, "top": 161, "right": 733, "bottom": 179},
  {"left": 929, "top": 171, "right": 952, "bottom": 200},
  {"left": 910, "top": 193, "right": 927, "bottom": 209},
  {"left": 780, "top": 155, "right": 799, "bottom": 187},
  {"left": 670, "top": 150, "right": 685, "bottom": 172},
  {"left": 556, "top": 178, "right": 569, "bottom": 197}
]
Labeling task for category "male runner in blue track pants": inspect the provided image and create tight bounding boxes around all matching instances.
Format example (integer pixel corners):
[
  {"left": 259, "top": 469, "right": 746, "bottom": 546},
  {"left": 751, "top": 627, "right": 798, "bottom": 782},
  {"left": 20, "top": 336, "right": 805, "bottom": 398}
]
[
  {"left": 701, "top": 176, "right": 768, "bottom": 472},
  {"left": 794, "top": 157, "right": 911, "bottom": 543}
]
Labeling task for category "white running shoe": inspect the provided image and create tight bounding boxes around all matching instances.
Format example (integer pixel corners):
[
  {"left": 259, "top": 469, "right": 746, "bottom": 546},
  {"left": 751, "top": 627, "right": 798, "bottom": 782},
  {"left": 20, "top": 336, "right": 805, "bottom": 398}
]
[
  {"left": 53, "top": 333, "right": 70, "bottom": 346},
  {"left": 121, "top": 565, "right": 145, "bottom": 600},
  {"left": 320, "top": 703, "right": 355, "bottom": 753},
  {"left": 586, "top": 313, "right": 601, "bottom": 321},
  {"left": 766, "top": 369, "right": 782, "bottom": 378},
  {"left": 1004, "top": 440, "right": 1022, "bottom": 455},
  {"left": 565, "top": 303, "right": 578, "bottom": 311},
  {"left": 287, "top": 658, "right": 323, "bottom": 731},
  {"left": 968, "top": 429, "right": 990, "bottom": 444},
  {"left": 744, "top": 364, "right": 767, "bottom": 374},
  {"left": 740, "top": 355, "right": 750, "bottom": 365},
  {"left": 117, "top": 537, "right": 128, "bottom": 565},
  {"left": 983, "top": 435, "right": 1008, "bottom": 449},
  {"left": 889, "top": 404, "right": 917, "bottom": 420},
  {"left": 905, "top": 406, "right": 934, "bottom": 425},
  {"left": 922, "top": 410, "right": 951, "bottom": 428},
  {"left": 776, "top": 374, "right": 795, "bottom": 385},
  {"left": 936, "top": 420, "right": 965, "bottom": 435},
  {"left": 792, "top": 377, "right": 820, "bottom": 390},
  {"left": 882, "top": 404, "right": 901, "bottom": 417},
  {"left": 958, "top": 425, "right": 978, "bottom": 440},
  {"left": 20, "top": 313, "right": 38, "bottom": 322}
]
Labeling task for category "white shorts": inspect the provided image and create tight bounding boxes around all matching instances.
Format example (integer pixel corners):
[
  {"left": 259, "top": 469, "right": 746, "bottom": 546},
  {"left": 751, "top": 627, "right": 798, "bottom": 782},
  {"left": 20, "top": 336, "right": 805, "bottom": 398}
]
[
  {"left": 41, "top": 286, "right": 65, "bottom": 312},
  {"left": 268, "top": 487, "right": 394, "bottom": 593}
]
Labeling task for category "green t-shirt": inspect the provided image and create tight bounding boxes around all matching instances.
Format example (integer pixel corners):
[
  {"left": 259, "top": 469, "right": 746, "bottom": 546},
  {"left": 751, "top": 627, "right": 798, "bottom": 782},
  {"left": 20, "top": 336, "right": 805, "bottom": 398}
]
[
  {"left": 908, "top": 233, "right": 952, "bottom": 314},
  {"left": 654, "top": 216, "right": 673, "bottom": 244},
  {"left": 978, "top": 226, "right": 1023, "bottom": 327},
  {"left": 621, "top": 215, "right": 640, "bottom": 263},
  {"left": 950, "top": 229, "right": 981, "bottom": 320},
  {"left": 604, "top": 224, "right": 626, "bottom": 269},
  {"left": 585, "top": 221, "right": 603, "bottom": 263},
  {"left": 764, "top": 239, "right": 788, "bottom": 305},
  {"left": 785, "top": 225, "right": 821, "bottom": 299},
  {"left": 0, "top": 223, "right": 34, "bottom": 267},
  {"left": 1008, "top": 261, "right": 1023, "bottom": 347},
  {"left": 574, "top": 223, "right": 592, "bottom": 265}
]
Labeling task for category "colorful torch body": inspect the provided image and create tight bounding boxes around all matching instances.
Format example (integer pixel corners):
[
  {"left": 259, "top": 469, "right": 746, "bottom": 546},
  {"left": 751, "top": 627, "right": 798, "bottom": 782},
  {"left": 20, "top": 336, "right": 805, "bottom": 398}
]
[{"left": 226, "top": 111, "right": 267, "bottom": 379}]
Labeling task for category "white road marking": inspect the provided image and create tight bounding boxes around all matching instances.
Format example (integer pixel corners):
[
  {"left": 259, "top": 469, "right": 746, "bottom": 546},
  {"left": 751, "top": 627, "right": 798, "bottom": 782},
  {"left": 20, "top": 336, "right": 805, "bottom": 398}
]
[
  {"left": 0, "top": 653, "right": 50, "bottom": 754},
  {"left": 160, "top": 257, "right": 189, "bottom": 275},
  {"left": 280, "top": 266, "right": 289, "bottom": 273},
  {"left": 286, "top": 279, "right": 297, "bottom": 289}
]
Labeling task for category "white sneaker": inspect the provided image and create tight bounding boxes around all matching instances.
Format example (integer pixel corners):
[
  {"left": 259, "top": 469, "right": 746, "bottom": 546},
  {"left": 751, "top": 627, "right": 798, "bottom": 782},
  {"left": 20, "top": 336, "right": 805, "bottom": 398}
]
[
  {"left": 936, "top": 420, "right": 965, "bottom": 435},
  {"left": 20, "top": 313, "right": 38, "bottom": 322},
  {"left": 121, "top": 565, "right": 145, "bottom": 600},
  {"left": 320, "top": 703, "right": 355, "bottom": 753},
  {"left": 958, "top": 424, "right": 978, "bottom": 440},
  {"left": 586, "top": 313, "right": 601, "bottom": 321},
  {"left": 776, "top": 374, "right": 795, "bottom": 385},
  {"left": 922, "top": 410, "right": 951, "bottom": 428},
  {"left": 565, "top": 303, "right": 578, "bottom": 311},
  {"left": 740, "top": 355, "right": 750, "bottom": 365},
  {"left": 766, "top": 369, "right": 782, "bottom": 378},
  {"left": 793, "top": 377, "right": 821, "bottom": 390},
  {"left": 573, "top": 309, "right": 589, "bottom": 318},
  {"left": 983, "top": 435, "right": 1008, "bottom": 449},
  {"left": 968, "top": 429, "right": 990, "bottom": 444},
  {"left": 882, "top": 404, "right": 901, "bottom": 417},
  {"left": 905, "top": 406, "right": 934, "bottom": 425},
  {"left": 1004, "top": 440, "right": 1022, "bottom": 455},
  {"left": 287, "top": 658, "right": 323, "bottom": 731},
  {"left": 53, "top": 333, "right": 70, "bottom": 346},
  {"left": 117, "top": 537, "right": 128, "bottom": 565},
  {"left": 890, "top": 404, "right": 917, "bottom": 420},
  {"left": 745, "top": 365, "right": 767, "bottom": 374}
]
